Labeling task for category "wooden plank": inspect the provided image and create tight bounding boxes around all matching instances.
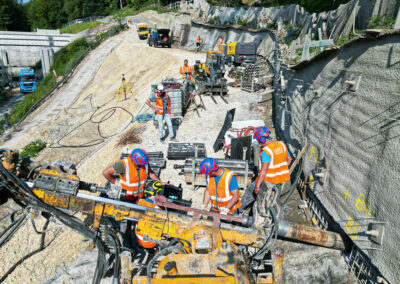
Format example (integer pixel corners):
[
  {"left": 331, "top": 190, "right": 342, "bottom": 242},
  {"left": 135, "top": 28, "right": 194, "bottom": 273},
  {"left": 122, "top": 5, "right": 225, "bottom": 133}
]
[{"left": 289, "top": 141, "right": 310, "bottom": 175}]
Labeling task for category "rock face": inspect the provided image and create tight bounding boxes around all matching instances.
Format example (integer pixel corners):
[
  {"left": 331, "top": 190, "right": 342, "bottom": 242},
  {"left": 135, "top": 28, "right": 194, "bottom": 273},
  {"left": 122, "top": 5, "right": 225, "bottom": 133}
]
[{"left": 276, "top": 32, "right": 400, "bottom": 284}]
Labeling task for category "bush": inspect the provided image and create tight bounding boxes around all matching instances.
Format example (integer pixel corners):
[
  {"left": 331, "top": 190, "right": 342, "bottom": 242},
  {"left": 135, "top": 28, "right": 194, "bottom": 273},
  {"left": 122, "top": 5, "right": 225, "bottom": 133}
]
[
  {"left": 238, "top": 19, "right": 247, "bottom": 26},
  {"left": 60, "top": 21, "right": 101, "bottom": 34},
  {"left": 20, "top": 140, "right": 46, "bottom": 157},
  {"left": 198, "top": 9, "right": 203, "bottom": 18},
  {"left": 367, "top": 15, "right": 394, "bottom": 29},
  {"left": 266, "top": 20, "right": 277, "bottom": 29}
]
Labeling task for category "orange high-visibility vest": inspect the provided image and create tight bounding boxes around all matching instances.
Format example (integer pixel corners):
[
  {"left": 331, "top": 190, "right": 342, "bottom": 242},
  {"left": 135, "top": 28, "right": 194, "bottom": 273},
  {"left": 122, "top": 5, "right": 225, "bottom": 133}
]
[
  {"left": 119, "top": 158, "right": 148, "bottom": 199},
  {"left": 154, "top": 92, "right": 171, "bottom": 115},
  {"left": 135, "top": 198, "right": 160, "bottom": 248},
  {"left": 207, "top": 168, "right": 241, "bottom": 214},
  {"left": 179, "top": 65, "right": 192, "bottom": 79},
  {"left": 196, "top": 36, "right": 201, "bottom": 43},
  {"left": 259, "top": 141, "right": 290, "bottom": 184}
]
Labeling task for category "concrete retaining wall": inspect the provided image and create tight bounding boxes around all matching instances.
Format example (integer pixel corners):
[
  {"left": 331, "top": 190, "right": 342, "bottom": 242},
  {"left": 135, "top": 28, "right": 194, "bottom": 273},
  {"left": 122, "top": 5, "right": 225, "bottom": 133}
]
[{"left": 277, "top": 32, "right": 400, "bottom": 283}]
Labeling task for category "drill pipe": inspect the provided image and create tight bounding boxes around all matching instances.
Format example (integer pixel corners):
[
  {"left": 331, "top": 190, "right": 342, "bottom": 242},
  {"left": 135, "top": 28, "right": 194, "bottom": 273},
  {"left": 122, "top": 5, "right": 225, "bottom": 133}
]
[{"left": 277, "top": 219, "right": 345, "bottom": 250}]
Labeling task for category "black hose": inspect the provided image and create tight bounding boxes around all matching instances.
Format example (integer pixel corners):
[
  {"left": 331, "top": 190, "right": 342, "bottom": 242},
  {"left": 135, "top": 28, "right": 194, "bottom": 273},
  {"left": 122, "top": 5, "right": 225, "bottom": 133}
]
[
  {"left": 252, "top": 206, "right": 277, "bottom": 260},
  {"left": 0, "top": 163, "right": 106, "bottom": 284},
  {"left": 0, "top": 218, "right": 50, "bottom": 283},
  {"left": 147, "top": 241, "right": 186, "bottom": 283},
  {"left": 280, "top": 156, "right": 304, "bottom": 204}
]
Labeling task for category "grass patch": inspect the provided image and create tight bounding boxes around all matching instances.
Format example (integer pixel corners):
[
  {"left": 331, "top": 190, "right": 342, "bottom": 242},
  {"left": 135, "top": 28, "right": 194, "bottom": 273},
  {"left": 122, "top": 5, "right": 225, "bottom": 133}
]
[
  {"left": 367, "top": 15, "right": 395, "bottom": 29},
  {"left": 334, "top": 30, "right": 360, "bottom": 46},
  {"left": 60, "top": 21, "right": 101, "bottom": 34},
  {"left": 238, "top": 18, "right": 247, "bottom": 26},
  {"left": 20, "top": 139, "right": 46, "bottom": 157}
]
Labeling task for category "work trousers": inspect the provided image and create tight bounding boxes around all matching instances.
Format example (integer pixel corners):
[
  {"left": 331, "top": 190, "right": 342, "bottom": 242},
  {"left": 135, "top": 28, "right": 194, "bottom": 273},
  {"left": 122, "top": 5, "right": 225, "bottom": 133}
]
[
  {"left": 156, "top": 113, "right": 174, "bottom": 139},
  {"left": 239, "top": 181, "right": 282, "bottom": 213}
]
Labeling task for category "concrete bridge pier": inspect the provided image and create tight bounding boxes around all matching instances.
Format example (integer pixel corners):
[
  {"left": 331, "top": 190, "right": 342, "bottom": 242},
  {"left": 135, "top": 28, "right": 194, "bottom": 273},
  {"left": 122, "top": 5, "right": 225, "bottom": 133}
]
[{"left": 41, "top": 48, "right": 54, "bottom": 78}]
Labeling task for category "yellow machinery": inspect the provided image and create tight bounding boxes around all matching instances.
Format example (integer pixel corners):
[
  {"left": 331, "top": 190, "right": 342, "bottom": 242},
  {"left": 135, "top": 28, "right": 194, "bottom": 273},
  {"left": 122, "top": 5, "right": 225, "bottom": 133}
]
[
  {"left": 192, "top": 51, "right": 228, "bottom": 102},
  {"left": 223, "top": 42, "right": 257, "bottom": 66},
  {"left": 137, "top": 23, "right": 150, "bottom": 40},
  {"left": 0, "top": 151, "right": 345, "bottom": 283}
]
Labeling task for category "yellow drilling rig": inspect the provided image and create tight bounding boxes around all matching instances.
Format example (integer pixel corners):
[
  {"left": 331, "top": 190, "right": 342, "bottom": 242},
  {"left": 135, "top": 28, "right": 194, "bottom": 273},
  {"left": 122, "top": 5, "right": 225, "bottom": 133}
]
[{"left": 0, "top": 149, "right": 346, "bottom": 283}]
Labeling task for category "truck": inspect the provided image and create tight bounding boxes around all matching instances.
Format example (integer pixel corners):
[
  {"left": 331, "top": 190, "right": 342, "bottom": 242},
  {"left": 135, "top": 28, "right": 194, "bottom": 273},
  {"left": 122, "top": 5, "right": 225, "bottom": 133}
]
[
  {"left": 148, "top": 28, "right": 172, "bottom": 48},
  {"left": 224, "top": 42, "right": 257, "bottom": 66},
  {"left": 136, "top": 22, "right": 149, "bottom": 40},
  {"left": 18, "top": 69, "right": 37, "bottom": 93}
]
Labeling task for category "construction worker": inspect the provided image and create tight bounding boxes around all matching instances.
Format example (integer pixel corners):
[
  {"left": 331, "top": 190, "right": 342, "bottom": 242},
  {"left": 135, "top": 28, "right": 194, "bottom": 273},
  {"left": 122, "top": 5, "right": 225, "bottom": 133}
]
[
  {"left": 179, "top": 59, "right": 192, "bottom": 80},
  {"left": 217, "top": 36, "right": 224, "bottom": 53},
  {"left": 199, "top": 158, "right": 241, "bottom": 215},
  {"left": 134, "top": 181, "right": 162, "bottom": 249},
  {"left": 196, "top": 35, "right": 201, "bottom": 50},
  {"left": 102, "top": 148, "right": 164, "bottom": 200},
  {"left": 146, "top": 83, "right": 176, "bottom": 143},
  {"left": 239, "top": 127, "right": 292, "bottom": 213}
]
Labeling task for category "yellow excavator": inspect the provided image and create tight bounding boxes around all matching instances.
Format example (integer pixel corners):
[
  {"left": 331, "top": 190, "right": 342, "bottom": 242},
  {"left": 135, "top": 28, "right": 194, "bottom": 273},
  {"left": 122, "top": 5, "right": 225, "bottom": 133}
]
[{"left": 0, "top": 150, "right": 345, "bottom": 283}]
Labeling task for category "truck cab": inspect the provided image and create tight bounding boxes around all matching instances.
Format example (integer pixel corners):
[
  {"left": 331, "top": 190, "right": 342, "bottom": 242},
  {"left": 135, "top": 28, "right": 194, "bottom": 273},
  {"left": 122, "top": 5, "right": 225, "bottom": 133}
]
[
  {"left": 137, "top": 23, "right": 149, "bottom": 40},
  {"left": 18, "top": 69, "right": 37, "bottom": 93}
]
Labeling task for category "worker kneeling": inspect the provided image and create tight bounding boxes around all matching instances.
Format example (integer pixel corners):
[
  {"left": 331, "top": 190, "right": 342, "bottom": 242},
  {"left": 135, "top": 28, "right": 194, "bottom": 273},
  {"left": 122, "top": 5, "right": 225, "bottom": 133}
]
[
  {"left": 135, "top": 181, "right": 162, "bottom": 249},
  {"left": 199, "top": 158, "right": 241, "bottom": 215}
]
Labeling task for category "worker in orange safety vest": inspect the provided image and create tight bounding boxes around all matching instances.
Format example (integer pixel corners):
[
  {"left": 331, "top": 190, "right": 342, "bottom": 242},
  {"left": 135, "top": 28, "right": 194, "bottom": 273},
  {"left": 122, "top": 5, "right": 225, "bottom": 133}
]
[
  {"left": 179, "top": 59, "right": 193, "bottom": 80},
  {"left": 135, "top": 181, "right": 162, "bottom": 248},
  {"left": 199, "top": 158, "right": 241, "bottom": 215},
  {"left": 217, "top": 36, "right": 224, "bottom": 53},
  {"left": 239, "top": 127, "right": 292, "bottom": 213},
  {"left": 196, "top": 35, "right": 201, "bottom": 47},
  {"left": 146, "top": 83, "right": 176, "bottom": 143},
  {"left": 102, "top": 148, "right": 164, "bottom": 200}
]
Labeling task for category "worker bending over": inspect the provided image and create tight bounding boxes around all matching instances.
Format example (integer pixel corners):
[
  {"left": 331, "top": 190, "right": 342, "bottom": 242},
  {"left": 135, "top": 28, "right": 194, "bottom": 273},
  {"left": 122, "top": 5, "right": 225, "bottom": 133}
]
[
  {"left": 239, "top": 127, "right": 292, "bottom": 213},
  {"left": 199, "top": 158, "right": 241, "bottom": 215},
  {"left": 196, "top": 35, "right": 201, "bottom": 50},
  {"left": 102, "top": 148, "right": 164, "bottom": 200},
  {"left": 135, "top": 181, "right": 162, "bottom": 249},
  {"left": 146, "top": 84, "right": 176, "bottom": 143},
  {"left": 179, "top": 59, "right": 192, "bottom": 80}
]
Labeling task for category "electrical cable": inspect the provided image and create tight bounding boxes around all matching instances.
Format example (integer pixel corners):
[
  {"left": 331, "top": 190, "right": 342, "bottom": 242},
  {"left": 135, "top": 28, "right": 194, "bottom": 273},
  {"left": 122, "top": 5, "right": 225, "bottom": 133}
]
[
  {"left": 0, "top": 163, "right": 106, "bottom": 284},
  {"left": 49, "top": 95, "right": 134, "bottom": 149},
  {"left": 0, "top": 218, "right": 50, "bottom": 283}
]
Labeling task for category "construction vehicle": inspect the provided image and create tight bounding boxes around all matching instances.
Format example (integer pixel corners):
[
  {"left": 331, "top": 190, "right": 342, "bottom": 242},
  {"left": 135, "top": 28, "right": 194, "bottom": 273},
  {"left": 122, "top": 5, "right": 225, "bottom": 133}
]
[
  {"left": 18, "top": 69, "right": 37, "bottom": 93},
  {"left": 148, "top": 29, "right": 172, "bottom": 48},
  {"left": 136, "top": 23, "right": 149, "bottom": 40},
  {"left": 224, "top": 42, "right": 257, "bottom": 66},
  {"left": 0, "top": 149, "right": 346, "bottom": 283},
  {"left": 192, "top": 51, "right": 228, "bottom": 100}
]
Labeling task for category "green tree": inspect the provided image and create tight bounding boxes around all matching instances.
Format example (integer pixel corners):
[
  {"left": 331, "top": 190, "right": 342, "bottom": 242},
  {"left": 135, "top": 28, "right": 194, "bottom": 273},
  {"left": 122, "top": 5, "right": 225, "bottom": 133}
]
[
  {"left": 27, "top": 0, "right": 67, "bottom": 29},
  {"left": 0, "top": 0, "right": 29, "bottom": 31}
]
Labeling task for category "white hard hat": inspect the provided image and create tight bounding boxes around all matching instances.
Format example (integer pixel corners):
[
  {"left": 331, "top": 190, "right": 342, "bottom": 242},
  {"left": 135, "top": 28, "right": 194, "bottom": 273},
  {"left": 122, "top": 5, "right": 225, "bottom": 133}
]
[{"left": 157, "top": 84, "right": 164, "bottom": 91}]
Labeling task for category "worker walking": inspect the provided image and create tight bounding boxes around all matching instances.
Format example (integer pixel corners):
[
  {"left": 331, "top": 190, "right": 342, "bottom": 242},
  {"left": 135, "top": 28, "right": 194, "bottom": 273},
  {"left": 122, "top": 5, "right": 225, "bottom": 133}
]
[
  {"left": 196, "top": 35, "right": 201, "bottom": 52},
  {"left": 239, "top": 127, "right": 292, "bottom": 213},
  {"left": 135, "top": 181, "right": 162, "bottom": 249},
  {"left": 199, "top": 158, "right": 241, "bottom": 215},
  {"left": 179, "top": 59, "right": 193, "bottom": 81},
  {"left": 146, "top": 84, "right": 176, "bottom": 143}
]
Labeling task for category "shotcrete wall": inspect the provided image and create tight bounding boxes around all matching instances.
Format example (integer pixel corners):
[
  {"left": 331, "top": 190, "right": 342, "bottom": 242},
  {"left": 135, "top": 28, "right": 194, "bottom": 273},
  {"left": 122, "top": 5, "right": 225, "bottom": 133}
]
[
  {"left": 193, "top": 0, "right": 399, "bottom": 40},
  {"left": 277, "top": 33, "right": 400, "bottom": 283}
]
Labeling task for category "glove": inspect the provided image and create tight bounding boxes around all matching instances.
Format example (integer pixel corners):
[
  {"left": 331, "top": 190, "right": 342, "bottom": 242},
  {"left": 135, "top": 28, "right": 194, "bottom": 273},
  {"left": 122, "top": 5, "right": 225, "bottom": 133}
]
[
  {"left": 107, "top": 184, "right": 122, "bottom": 199},
  {"left": 220, "top": 207, "right": 230, "bottom": 215},
  {"left": 114, "top": 180, "right": 121, "bottom": 187},
  {"left": 201, "top": 204, "right": 208, "bottom": 211}
]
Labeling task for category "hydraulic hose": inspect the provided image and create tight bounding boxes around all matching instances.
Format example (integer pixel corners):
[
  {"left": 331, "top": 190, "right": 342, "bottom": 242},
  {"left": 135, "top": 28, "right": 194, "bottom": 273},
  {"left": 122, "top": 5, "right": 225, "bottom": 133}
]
[{"left": 280, "top": 156, "right": 304, "bottom": 204}]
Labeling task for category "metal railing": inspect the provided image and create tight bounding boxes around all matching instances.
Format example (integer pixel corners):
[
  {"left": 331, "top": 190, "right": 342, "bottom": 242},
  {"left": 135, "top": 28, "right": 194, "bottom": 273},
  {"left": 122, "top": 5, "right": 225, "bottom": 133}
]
[{"left": 61, "top": 16, "right": 104, "bottom": 28}]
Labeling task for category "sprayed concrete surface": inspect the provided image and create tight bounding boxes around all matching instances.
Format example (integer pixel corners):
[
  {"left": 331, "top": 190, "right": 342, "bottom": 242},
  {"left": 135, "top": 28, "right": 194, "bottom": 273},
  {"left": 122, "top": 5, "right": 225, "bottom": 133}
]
[{"left": 278, "top": 32, "right": 400, "bottom": 283}]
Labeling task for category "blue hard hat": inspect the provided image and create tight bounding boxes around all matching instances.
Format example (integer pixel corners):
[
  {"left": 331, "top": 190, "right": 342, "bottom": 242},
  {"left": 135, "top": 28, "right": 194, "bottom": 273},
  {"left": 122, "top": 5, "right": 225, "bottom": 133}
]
[
  {"left": 130, "top": 148, "right": 149, "bottom": 165},
  {"left": 199, "top": 158, "right": 218, "bottom": 175},
  {"left": 253, "top": 127, "right": 271, "bottom": 143}
]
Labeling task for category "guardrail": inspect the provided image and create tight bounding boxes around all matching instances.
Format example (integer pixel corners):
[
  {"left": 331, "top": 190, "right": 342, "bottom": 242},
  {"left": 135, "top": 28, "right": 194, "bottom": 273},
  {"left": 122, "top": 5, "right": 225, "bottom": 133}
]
[{"left": 61, "top": 16, "right": 104, "bottom": 28}]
